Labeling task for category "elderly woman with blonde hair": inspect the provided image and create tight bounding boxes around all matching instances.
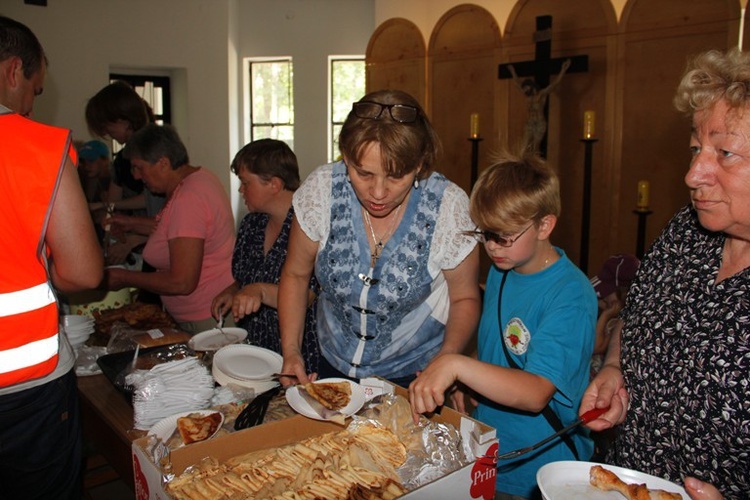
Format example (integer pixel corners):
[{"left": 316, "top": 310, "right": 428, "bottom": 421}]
[{"left": 581, "top": 48, "right": 750, "bottom": 499}]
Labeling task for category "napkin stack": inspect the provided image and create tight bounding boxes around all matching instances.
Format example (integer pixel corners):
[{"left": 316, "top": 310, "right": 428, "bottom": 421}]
[{"left": 126, "top": 357, "right": 215, "bottom": 430}]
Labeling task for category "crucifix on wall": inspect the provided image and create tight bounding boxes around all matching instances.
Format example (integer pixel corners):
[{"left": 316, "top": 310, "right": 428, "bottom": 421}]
[{"left": 498, "top": 15, "right": 589, "bottom": 158}]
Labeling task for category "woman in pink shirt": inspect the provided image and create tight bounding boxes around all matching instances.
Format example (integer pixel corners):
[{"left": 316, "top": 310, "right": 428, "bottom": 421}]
[{"left": 104, "top": 124, "right": 235, "bottom": 333}]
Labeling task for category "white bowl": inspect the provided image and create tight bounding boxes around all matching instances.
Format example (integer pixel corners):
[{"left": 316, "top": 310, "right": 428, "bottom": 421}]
[
  {"left": 63, "top": 314, "right": 94, "bottom": 328},
  {"left": 68, "top": 337, "right": 89, "bottom": 349},
  {"left": 66, "top": 330, "right": 92, "bottom": 341},
  {"left": 65, "top": 322, "right": 94, "bottom": 332},
  {"left": 63, "top": 326, "right": 94, "bottom": 337}
]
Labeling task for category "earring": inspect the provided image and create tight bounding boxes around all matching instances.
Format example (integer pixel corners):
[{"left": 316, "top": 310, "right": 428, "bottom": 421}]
[{"left": 413, "top": 177, "right": 419, "bottom": 189}]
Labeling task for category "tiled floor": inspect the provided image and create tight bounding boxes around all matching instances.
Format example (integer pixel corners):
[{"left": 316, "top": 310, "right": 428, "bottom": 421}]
[
  {"left": 83, "top": 454, "right": 134, "bottom": 500},
  {"left": 85, "top": 478, "right": 133, "bottom": 500}
]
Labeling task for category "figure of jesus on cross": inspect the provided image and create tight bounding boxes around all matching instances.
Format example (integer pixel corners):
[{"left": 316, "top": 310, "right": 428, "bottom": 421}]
[
  {"left": 498, "top": 15, "right": 588, "bottom": 158},
  {"left": 509, "top": 58, "right": 571, "bottom": 153}
]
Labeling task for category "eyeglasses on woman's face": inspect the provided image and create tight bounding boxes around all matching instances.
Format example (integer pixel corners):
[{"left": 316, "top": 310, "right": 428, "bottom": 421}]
[
  {"left": 352, "top": 101, "right": 419, "bottom": 123},
  {"left": 462, "top": 223, "right": 534, "bottom": 247}
]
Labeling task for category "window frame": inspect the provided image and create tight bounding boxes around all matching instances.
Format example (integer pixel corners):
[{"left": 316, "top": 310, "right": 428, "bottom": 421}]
[
  {"left": 328, "top": 56, "right": 365, "bottom": 163},
  {"left": 245, "top": 57, "right": 294, "bottom": 146},
  {"left": 109, "top": 73, "right": 172, "bottom": 125}
]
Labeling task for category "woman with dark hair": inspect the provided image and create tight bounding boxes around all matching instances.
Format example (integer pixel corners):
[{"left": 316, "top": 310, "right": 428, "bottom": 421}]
[
  {"left": 278, "top": 89, "right": 480, "bottom": 388},
  {"left": 104, "top": 124, "right": 235, "bottom": 334},
  {"left": 212, "top": 139, "right": 320, "bottom": 372}
]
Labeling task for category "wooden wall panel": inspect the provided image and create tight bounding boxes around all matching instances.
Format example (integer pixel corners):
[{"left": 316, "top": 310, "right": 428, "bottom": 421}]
[
  {"left": 364, "top": 0, "right": 741, "bottom": 280},
  {"left": 366, "top": 18, "right": 427, "bottom": 109},
  {"left": 428, "top": 4, "right": 501, "bottom": 194},
  {"left": 503, "top": 0, "right": 616, "bottom": 273},
  {"left": 427, "top": 5, "right": 501, "bottom": 281},
  {"left": 616, "top": 0, "right": 741, "bottom": 262}
]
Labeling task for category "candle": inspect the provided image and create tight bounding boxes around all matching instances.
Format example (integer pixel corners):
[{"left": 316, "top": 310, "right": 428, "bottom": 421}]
[
  {"left": 637, "top": 180, "right": 650, "bottom": 209},
  {"left": 470, "top": 113, "right": 480, "bottom": 138},
  {"left": 583, "top": 110, "right": 595, "bottom": 139}
]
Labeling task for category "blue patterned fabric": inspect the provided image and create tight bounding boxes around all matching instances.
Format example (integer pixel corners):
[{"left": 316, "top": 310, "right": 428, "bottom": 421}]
[{"left": 313, "top": 162, "right": 451, "bottom": 379}]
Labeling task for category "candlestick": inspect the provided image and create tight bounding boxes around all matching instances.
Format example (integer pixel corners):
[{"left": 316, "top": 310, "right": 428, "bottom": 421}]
[
  {"left": 583, "top": 110, "right": 595, "bottom": 139},
  {"left": 470, "top": 113, "right": 480, "bottom": 138},
  {"left": 637, "top": 180, "right": 650, "bottom": 209}
]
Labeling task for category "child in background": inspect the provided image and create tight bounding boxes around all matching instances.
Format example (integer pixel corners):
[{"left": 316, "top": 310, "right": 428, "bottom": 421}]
[
  {"left": 77, "top": 140, "right": 112, "bottom": 243},
  {"left": 409, "top": 152, "right": 597, "bottom": 499},
  {"left": 77, "top": 139, "right": 111, "bottom": 204},
  {"left": 589, "top": 254, "right": 640, "bottom": 376}
]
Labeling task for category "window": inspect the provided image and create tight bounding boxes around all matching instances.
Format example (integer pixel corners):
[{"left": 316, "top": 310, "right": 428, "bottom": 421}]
[
  {"left": 109, "top": 74, "right": 171, "bottom": 153},
  {"left": 248, "top": 59, "right": 294, "bottom": 148},
  {"left": 329, "top": 57, "right": 365, "bottom": 162},
  {"left": 110, "top": 74, "right": 171, "bottom": 125}
]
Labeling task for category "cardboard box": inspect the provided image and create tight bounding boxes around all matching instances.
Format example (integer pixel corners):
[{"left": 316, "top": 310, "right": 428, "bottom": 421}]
[{"left": 132, "top": 378, "right": 498, "bottom": 499}]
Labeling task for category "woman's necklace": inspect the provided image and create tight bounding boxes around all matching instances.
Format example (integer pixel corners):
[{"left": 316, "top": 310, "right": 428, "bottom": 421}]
[{"left": 363, "top": 203, "right": 403, "bottom": 267}]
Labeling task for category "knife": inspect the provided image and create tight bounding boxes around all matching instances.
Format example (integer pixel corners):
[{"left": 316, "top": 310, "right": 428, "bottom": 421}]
[{"left": 296, "top": 385, "right": 347, "bottom": 425}]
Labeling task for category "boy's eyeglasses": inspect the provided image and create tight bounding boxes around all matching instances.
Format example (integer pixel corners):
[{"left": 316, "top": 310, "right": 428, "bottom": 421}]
[
  {"left": 462, "top": 224, "right": 534, "bottom": 247},
  {"left": 353, "top": 101, "right": 419, "bottom": 123}
]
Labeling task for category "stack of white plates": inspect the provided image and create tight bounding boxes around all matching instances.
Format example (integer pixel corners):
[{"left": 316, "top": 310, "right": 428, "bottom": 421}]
[
  {"left": 212, "top": 344, "right": 283, "bottom": 394},
  {"left": 62, "top": 314, "right": 95, "bottom": 352}
]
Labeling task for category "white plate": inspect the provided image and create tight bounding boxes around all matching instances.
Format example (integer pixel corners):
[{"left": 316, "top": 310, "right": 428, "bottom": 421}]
[
  {"left": 188, "top": 327, "right": 248, "bottom": 351},
  {"left": 537, "top": 461, "right": 688, "bottom": 499},
  {"left": 212, "top": 363, "right": 280, "bottom": 393},
  {"left": 148, "top": 409, "right": 224, "bottom": 447},
  {"left": 213, "top": 344, "right": 282, "bottom": 380},
  {"left": 286, "top": 378, "right": 366, "bottom": 421}
]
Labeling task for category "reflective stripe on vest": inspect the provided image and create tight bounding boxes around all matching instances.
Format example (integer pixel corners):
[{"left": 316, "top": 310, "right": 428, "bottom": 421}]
[
  {"left": 0, "top": 282, "right": 56, "bottom": 317},
  {"left": 0, "top": 332, "right": 58, "bottom": 375},
  {"left": 0, "top": 112, "right": 69, "bottom": 387}
]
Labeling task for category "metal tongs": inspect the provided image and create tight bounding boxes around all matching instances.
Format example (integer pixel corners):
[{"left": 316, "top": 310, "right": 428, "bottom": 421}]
[{"left": 490, "top": 406, "right": 609, "bottom": 461}]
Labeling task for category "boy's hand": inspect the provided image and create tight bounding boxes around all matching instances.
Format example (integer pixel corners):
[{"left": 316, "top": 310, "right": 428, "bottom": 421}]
[
  {"left": 408, "top": 354, "right": 461, "bottom": 423},
  {"left": 448, "top": 384, "right": 469, "bottom": 414}
]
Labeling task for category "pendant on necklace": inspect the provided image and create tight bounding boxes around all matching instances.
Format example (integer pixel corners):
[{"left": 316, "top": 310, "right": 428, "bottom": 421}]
[{"left": 371, "top": 241, "right": 383, "bottom": 267}]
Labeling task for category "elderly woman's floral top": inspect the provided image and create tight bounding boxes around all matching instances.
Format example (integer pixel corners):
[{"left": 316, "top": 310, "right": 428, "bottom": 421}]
[{"left": 614, "top": 205, "right": 750, "bottom": 498}]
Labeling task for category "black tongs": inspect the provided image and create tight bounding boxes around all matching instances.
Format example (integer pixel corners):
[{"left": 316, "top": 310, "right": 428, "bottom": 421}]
[{"left": 234, "top": 386, "right": 281, "bottom": 430}]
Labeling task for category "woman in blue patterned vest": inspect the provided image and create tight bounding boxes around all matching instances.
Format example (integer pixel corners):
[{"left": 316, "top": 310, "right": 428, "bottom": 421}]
[{"left": 278, "top": 89, "right": 481, "bottom": 388}]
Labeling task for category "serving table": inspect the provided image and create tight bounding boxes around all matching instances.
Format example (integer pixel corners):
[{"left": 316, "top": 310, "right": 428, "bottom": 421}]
[{"left": 78, "top": 373, "right": 140, "bottom": 490}]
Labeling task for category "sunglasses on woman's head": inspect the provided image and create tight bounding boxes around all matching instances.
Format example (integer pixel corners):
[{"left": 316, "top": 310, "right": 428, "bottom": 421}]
[
  {"left": 352, "top": 101, "right": 419, "bottom": 123},
  {"left": 461, "top": 224, "right": 533, "bottom": 247}
]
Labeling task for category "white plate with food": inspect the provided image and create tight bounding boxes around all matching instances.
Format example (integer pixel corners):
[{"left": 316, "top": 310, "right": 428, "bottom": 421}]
[
  {"left": 188, "top": 327, "right": 248, "bottom": 351},
  {"left": 286, "top": 377, "right": 366, "bottom": 422},
  {"left": 212, "top": 344, "right": 282, "bottom": 380},
  {"left": 537, "top": 461, "right": 687, "bottom": 499},
  {"left": 148, "top": 409, "right": 224, "bottom": 447}
]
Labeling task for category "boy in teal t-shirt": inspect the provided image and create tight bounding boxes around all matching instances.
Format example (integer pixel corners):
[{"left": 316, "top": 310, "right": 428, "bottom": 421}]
[{"left": 409, "top": 152, "right": 597, "bottom": 498}]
